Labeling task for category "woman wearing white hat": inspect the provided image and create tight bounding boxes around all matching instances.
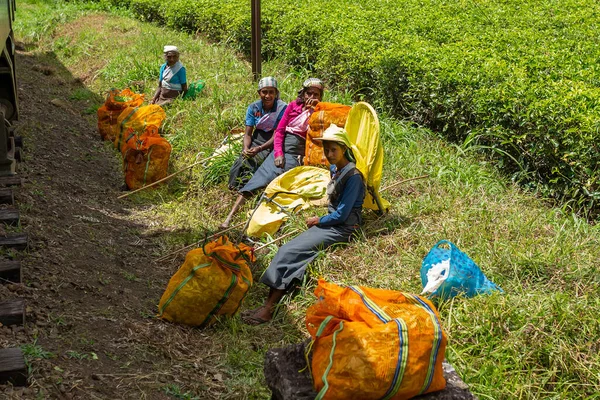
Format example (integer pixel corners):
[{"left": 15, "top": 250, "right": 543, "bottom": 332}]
[
  {"left": 242, "top": 124, "right": 365, "bottom": 325},
  {"left": 227, "top": 77, "right": 287, "bottom": 191},
  {"left": 150, "top": 45, "right": 188, "bottom": 106}
]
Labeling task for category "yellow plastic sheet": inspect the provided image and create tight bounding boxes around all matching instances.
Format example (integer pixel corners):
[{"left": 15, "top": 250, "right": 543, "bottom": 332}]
[
  {"left": 344, "top": 102, "right": 390, "bottom": 212},
  {"left": 246, "top": 166, "right": 330, "bottom": 238}
]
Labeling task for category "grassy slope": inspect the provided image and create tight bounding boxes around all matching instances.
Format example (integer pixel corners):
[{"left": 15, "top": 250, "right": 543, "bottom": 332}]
[
  {"left": 116, "top": 0, "right": 600, "bottom": 213},
  {"left": 16, "top": 0, "right": 600, "bottom": 398}
]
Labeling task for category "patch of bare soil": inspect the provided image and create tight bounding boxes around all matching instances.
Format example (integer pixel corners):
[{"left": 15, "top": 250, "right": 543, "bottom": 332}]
[{"left": 0, "top": 50, "right": 227, "bottom": 399}]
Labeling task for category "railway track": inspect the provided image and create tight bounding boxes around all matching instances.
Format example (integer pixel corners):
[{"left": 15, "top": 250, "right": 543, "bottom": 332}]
[{"left": 0, "top": 0, "right": 29, "bottom": 386}]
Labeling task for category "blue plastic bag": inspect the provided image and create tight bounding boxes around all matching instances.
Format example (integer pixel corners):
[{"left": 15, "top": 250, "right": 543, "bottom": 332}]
[{"left": 420, "top": 240, "right": 502, "bottom": 300}]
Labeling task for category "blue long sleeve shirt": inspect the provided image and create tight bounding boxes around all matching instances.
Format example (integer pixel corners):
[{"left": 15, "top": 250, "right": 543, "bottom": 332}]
[{"left": 318, "top": 165, "right": 365, "bottom": 227}]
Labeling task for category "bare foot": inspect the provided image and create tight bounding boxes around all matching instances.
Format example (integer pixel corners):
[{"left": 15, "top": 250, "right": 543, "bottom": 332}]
[
  {"left": 241, "top": 306, "right": 272, "bottom": 325},
  {"left": 218, "top": 220, "right": 231, "bottom": 230}
]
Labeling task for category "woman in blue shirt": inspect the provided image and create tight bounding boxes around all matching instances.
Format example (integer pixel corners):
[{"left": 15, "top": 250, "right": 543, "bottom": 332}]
[
  {"left": 227, "top": 77, "right": 287, "bottom": 192},
  {"left": 150, "top": 45, "right": 187, "bottom": 106},
  {"left": 242, "top": 124, "right": 365, "bottom": 325}
]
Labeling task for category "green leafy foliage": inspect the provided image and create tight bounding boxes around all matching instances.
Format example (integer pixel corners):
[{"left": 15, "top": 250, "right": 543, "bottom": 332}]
[
  {"left": 201, "top": 140, "right": 242, "bottom": 187},
  {"left": 102, "top": 0, "right": 600, "bottom": 216}
]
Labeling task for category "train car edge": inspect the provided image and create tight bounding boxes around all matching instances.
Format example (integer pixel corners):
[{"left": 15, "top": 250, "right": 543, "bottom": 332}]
[{"left": 1, "top": 0, "right": 18, "bottom": 121}]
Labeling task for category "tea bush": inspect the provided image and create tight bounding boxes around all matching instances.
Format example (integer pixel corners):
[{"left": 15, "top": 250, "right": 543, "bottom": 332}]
[{"left": 109, "top": 0, "right": 600, "bottom": 215}]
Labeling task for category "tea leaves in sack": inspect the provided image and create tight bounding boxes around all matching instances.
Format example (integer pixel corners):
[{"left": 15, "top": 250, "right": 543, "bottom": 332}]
[
  {"left": 306, "top": 280, "right": 447, "bottom": 400},
  {"left": 158, "top": 236, "right": 255, "bottom": 327},
  {"left": 97, "top": 89, "right": 145, "bottom": 141},
  {"left": 97, "top": 105, "right": 121, "bottom": 141},
  {"left": 104, "top": 88, "right": 144, "bottom": 111},
  {"left": 122, "top": 126, "right": 171, "bottom": 190},
  {"left": 305, "top": 103, "right": 352, "bottom": 167},
  {"left": 114, "top": 104, "right": 166, "bottom": 152}
]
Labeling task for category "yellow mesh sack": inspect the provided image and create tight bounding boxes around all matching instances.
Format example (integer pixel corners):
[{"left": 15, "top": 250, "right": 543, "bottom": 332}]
[
  {"left": 306, "top": 279, "right": 447, "bottom": 400},
  {"left": 97, "top": 89, "right": 145, "bottom": 141},
  {"left": 114, "top": 105, "right": 166, "bottom": 152},
  {"left": 158, "top": 236, "right": 255, "bottom": 327},
  {"left": 305, "top": 103, "right": 352, "bottom": 167},
  {"left": 122, "top": 126, "right": 171, "bottom": 190}
]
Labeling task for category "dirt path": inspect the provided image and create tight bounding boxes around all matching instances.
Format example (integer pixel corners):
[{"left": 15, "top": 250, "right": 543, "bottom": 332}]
[{"left": 0, "top": 50, "right": 229, "bottom": 399}]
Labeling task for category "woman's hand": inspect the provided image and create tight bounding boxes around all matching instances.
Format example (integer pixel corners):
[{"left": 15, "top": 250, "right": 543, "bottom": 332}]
[
  {"left": 243, "top": 146, "right": 261, "bottom": 158},
  {"left": 274, "top": 156, "right": 285, "bottom": 168},
  {"left": 305, "top": 98, "right": 319, "bottom": 109},
  {"left": 306, "top": 216, "right": 320, "bottom": 227}
]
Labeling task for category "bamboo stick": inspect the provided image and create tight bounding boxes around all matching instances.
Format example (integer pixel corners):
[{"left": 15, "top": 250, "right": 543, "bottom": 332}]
[
  {"left": 154, "top": 221, "right": 246, "bottom": 263},
  {"left": 117, "top": 153, "right": 221, "bottom": 199},
  {"left": 380, "top": 174, "right": 429, "bottom": 193},
  {"left": 254, "top": 229, "right": 299, "bottom": 252}
]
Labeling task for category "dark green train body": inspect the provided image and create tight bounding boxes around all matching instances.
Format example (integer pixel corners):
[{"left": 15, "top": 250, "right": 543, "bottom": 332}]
[{"left": 0, "top": 0, "right": 18, "bottom": 175}]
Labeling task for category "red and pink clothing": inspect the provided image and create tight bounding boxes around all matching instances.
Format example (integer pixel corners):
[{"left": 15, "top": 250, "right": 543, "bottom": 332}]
[{"left": 272, "top": 100, "right": 313, "bottom": 158}]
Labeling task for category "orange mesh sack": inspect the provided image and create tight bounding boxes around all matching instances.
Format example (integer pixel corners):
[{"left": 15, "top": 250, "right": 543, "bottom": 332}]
[
  {"left": 114, "top": 104, "right": 166, "bottom": 152},
  {"left": 97, "top": 89, "right": 145, "bottom": 141},
  {"left": 104, "top": 88, "right": 144, "bottom": 110},
  {"left": 122, "top": 127, "right": 171, "bottom": 190},
  {"left": 306, "top": 279, "right": 447, "bottom": 400},
  {"left": 305, "top": 103, "right": 352, "bottom": 166},
  {"left": 97, "top": 105, "right": 121, "bottom": 141},
  {"left": 158, "top": 236, "right": 255, "bottom": 327}
]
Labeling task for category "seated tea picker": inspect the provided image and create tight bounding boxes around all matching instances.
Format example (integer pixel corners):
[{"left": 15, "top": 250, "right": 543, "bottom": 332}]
[
  {"left": 227, "top": 77, "right": 287, "bottom": 191},
  {"left": 219, "top": 78, "right": 325, "bottom": 229},
  {"left": 242, "top": 124, "right": 365, "bottom": 325},
  {"left": 150, "top": 45, "right": 187, "bottom": 106}
]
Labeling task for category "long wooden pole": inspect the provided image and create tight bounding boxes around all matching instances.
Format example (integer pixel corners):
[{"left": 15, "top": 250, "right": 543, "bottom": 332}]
[
  {"left": 380, "top": 174, "right": 429, "bottom": 193},
  {"left": 154, "top": 221, "right": 247, "bottom": 263},
  {"left": 254, "top": 229, "right": 298, "bottom": 252},
  {"left": 250, "top": 0, "right": 262, "bottom": 80},
  {"left": 117, "top": 153, "right": 221, "bottom": 199}
]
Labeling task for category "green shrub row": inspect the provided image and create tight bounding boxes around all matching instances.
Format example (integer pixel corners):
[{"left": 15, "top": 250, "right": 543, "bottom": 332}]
[{"left": 105, "top": 0, "right": 600, "bottom": 215}]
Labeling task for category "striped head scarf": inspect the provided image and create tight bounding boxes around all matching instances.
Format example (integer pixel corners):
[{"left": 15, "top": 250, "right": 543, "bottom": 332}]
[
  {"left": 258, "top": 76, "right": 278, "bottom": 91},
  {"left": 297, "top": 77, "right": 324, "bottom": 103},
  {"left": 303, "top": 78, "right": 324, "bottom": 91}
]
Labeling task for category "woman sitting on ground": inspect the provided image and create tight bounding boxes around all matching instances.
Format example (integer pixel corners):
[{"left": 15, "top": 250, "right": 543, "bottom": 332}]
[
  {"left": 228, "top": 77, "right": 287, "bottom": 191},
  {"left": 150, "top": 45, "right": 187, "bottom": 106},
  {"left": 220, "top": 78, "right": 324, "bottom": 229},
  {"left": 242, "top": 125, "right": 365, "bottom": 325}
]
